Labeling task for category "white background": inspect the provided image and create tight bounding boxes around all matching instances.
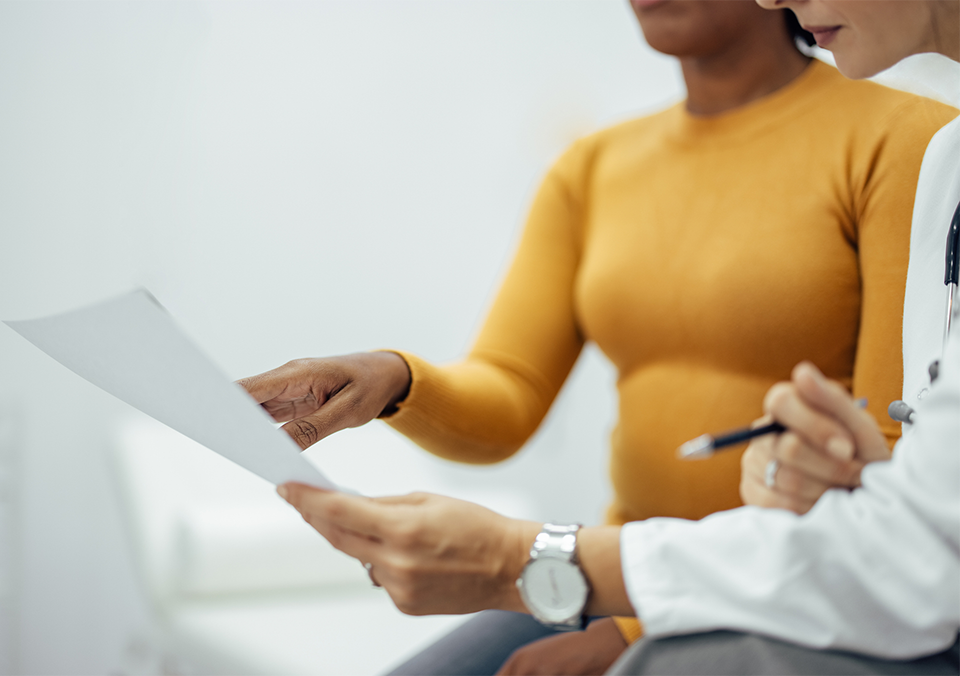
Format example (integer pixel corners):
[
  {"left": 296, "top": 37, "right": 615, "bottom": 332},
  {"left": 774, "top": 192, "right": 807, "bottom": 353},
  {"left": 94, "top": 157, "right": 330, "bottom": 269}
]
[{"left": 0, "top": 1, "right": 684, "bottom": 673}]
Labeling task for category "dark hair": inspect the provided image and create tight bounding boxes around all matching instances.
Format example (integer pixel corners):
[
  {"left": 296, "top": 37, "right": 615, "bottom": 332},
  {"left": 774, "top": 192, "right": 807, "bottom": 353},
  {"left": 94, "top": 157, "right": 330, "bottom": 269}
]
[{"left": 784, "top": 9, "right": 815, "bottom": 48}]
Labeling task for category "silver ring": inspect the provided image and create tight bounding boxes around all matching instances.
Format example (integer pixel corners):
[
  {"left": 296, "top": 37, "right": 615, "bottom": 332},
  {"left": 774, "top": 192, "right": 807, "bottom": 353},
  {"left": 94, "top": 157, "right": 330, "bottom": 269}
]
[
  {"left": 765, "top": 459, "right": 780, "bottom": 489},
  {"left": 363, "top": 561, "right": 382, "bottom": 588}
]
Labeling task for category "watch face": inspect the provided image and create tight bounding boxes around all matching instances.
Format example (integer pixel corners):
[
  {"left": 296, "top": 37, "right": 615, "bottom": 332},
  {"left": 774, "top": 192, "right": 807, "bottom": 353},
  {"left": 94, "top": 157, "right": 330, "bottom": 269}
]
[{"left": 520, "top": 557, "right": 589, "bottom": 624}]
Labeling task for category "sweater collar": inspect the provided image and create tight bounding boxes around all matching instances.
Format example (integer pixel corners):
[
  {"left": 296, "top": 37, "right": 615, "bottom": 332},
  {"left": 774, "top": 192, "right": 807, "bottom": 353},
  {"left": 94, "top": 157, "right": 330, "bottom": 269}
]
[{"left": 667, "top": 59, "right": 837, "bottom": 147}]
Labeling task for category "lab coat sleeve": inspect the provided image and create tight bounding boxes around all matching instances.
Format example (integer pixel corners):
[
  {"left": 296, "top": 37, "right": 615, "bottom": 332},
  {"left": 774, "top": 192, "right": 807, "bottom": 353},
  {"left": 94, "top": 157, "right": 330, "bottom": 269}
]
[{"left": 621, "top": 332, "right": 960, "bottom": 660}]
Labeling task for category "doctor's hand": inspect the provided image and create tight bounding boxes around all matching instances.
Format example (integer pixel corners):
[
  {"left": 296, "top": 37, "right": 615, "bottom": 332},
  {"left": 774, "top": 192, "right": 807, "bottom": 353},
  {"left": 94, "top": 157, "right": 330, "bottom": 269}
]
[
  {"left": 278, "top": 485, "right": 633, "bottom": 618},
  {"left": 740, "top": 361, "right": 891, "bottom": 514},
  {"left": 237, "top": 352, "right": 411, "bottom": 450},
  {"left": 277, "top": 484, "right": 539, "bottom": 616}
]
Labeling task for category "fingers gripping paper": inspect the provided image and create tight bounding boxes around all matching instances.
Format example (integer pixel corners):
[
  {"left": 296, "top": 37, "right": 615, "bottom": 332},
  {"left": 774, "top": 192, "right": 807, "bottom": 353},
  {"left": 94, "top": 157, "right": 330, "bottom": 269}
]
[{"left": 4, "top": 290, "right": 334, "bottom": 489}]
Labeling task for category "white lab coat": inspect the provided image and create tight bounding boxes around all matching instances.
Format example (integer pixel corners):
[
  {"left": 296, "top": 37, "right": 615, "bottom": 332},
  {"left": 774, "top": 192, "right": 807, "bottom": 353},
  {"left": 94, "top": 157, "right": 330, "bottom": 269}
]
[
  {"left": 903, "top": 114, "right": 960, "bottom": 408},
  {"left": 620, "top": 65, "right": 960, "bottom": 660},
  {"left": 621, "top": 321, "right": 959, "bottom": 659}
]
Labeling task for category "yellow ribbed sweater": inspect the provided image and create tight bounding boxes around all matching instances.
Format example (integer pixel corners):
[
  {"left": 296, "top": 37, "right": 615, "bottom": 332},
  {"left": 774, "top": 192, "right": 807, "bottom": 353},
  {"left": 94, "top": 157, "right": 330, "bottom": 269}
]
[{"left": 385, "top": 61, "right": 957, "bottom": 642}]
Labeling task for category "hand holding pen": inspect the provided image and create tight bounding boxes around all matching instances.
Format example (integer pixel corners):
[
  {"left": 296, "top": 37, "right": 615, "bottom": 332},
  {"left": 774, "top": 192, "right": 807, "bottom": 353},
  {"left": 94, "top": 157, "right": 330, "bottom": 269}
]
[
  {"left": 677, "top": 398, "right": 867, "bottom": 459},
  {"left": 679, "top": 362, "right": 891, "bottom": 516}
]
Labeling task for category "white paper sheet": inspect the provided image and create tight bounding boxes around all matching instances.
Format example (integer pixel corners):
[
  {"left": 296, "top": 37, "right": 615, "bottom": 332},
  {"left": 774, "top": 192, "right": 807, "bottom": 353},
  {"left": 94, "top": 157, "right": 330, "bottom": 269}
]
[{"left": 4, "top": 290, "right": 334, "bottom": 488}]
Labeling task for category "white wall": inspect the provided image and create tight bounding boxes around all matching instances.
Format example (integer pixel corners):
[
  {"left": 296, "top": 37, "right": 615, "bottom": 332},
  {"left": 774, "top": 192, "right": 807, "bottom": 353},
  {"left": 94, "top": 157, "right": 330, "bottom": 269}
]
[{"left": 0, "top": 2, "right": 683, "bottom": 673}]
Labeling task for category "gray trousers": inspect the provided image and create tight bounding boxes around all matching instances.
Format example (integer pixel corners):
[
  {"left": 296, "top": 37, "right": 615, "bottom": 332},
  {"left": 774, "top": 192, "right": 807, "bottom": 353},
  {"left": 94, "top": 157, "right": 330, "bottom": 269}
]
[
  {"left": 608, "top": 630, "right": 960, "bottom": 676},
  {"left": 385, "top": 610, "right": 562, "bottom": 676}
]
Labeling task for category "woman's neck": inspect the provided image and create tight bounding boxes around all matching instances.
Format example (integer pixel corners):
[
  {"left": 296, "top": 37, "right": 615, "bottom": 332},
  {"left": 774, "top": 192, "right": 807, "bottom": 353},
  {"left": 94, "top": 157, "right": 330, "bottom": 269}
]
[
  {"left": 680, "top": 39, "right": 811, "bottom": 117},
  {"left": 931, "top": 0, "right": 960, "bottom": 62}
]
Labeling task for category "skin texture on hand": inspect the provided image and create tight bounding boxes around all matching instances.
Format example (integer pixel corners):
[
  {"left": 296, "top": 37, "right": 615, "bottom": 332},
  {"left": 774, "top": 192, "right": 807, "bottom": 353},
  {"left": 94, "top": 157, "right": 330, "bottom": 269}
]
[
  {"left": 495, "top": 617, "right": 627, "bottom": 676},
  {"left": 276, "top": 485, "right": 633, "bottom": 619},
  {"left": 277, "top": 485, "right": 537, "bottom": 615},
  {"left": 740, "top": 361, "right": 891, "bottom": 514},
  {"left": 236, "top": 351, "right": 411, "bottom": 450}
]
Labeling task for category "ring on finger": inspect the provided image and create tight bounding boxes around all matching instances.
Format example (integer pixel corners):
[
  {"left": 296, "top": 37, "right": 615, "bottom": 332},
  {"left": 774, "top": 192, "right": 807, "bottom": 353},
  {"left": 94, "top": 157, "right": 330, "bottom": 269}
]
[
  {"left": 765, "top": 459, "right": 780, "bottom": 489},
  {"left": 363, "top": 561, "right": 382, "bottom": 588}
]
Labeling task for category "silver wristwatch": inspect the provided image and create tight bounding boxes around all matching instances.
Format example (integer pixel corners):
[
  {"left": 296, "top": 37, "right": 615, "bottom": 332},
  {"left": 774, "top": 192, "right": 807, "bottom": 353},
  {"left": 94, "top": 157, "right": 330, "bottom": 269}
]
[{"left": 516, "top": 523, "right": 591, "bottom": 631}]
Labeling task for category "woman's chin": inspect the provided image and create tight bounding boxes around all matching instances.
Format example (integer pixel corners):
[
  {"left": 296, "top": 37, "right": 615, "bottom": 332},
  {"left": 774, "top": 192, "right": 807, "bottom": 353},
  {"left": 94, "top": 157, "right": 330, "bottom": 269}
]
[{"left": 832, "top": 52, "right": 894, "bottom": 80}]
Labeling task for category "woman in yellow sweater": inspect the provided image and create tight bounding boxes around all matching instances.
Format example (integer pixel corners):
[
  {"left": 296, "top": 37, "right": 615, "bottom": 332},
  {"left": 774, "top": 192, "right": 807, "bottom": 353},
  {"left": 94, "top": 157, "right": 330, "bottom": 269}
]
[{"left": 239, "top": 1, "right": 956, "bottom": 673}]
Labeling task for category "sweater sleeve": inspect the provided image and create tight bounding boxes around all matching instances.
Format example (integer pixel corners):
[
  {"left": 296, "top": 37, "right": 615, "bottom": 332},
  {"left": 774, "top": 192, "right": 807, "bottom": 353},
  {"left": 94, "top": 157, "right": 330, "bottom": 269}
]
[
  {"left": 848, "top": 97, "right": 958, "bottom": 447},
  {"left": 621, "top": 329, "right": 960, "bottom": 659},
  {"left": 383, "top": 143, "right": 589, "bottom": 463}
]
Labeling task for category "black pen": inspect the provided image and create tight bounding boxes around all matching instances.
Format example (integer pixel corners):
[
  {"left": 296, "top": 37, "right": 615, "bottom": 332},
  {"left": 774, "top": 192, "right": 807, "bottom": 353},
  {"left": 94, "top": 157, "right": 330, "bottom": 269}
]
[{"left": 677, "top": 397, "right": 867, "bottom": 460}]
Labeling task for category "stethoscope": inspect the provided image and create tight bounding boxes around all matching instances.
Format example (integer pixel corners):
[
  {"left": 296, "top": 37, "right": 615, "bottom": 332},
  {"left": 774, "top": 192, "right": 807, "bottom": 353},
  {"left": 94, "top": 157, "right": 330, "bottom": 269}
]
[{"left": 888, "top": 200, "right": 960, "bottom": 424}]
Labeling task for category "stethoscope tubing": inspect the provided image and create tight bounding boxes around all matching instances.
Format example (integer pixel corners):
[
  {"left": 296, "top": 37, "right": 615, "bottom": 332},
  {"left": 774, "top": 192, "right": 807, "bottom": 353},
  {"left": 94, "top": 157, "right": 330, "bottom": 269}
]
[
  {"left": 943, "top": 201, "right": 959, "bottom": 351},
  {"left": 889, "top": 199, "right": 960, "bottom": 425}
]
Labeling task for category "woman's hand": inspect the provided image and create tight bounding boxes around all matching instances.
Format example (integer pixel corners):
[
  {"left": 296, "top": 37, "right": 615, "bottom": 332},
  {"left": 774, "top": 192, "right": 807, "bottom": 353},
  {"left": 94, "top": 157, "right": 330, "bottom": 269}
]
[
  {"left": 237, "top": 352, "right": 411, "bottom": 450},
  {"left": 495, "top": 617, "right": 627, "bottom": 676},
  {"left": 740, "top": 361, "right": 891, "bottom": 514},
  {"left": 277, "top": 485, "right": 539, "bottom": 616},
  {"left": 277, "top": 485, "right": 633, "bottom": 618}
]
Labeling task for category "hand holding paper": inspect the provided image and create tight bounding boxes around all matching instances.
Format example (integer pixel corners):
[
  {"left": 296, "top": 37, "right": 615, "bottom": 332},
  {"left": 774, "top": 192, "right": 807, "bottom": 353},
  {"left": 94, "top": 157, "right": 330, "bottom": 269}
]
[
  {"left": 3, "top": 290, "right": 334, "bottom": 489},
  {"left": 237, "top": 352, "right": 411, "bottom": 451}
]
